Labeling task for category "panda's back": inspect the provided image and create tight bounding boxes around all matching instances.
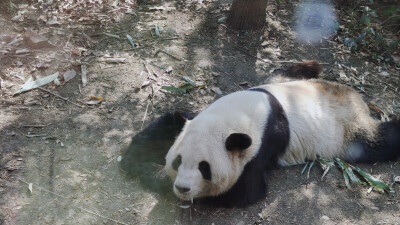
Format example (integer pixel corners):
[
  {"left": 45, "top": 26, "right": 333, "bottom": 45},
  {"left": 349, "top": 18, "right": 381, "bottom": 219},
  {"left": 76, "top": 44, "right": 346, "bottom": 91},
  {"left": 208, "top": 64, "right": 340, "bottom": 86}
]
[{"left": 259, "top": 80, "right": 377, "bottom": 165}]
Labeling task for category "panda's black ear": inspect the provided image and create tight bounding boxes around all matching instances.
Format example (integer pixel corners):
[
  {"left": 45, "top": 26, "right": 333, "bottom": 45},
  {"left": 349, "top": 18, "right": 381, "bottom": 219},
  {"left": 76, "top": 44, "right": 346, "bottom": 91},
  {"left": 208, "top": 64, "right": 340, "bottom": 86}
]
[{"left": 225, "top": 133, "right": 252, "bottom": 151}]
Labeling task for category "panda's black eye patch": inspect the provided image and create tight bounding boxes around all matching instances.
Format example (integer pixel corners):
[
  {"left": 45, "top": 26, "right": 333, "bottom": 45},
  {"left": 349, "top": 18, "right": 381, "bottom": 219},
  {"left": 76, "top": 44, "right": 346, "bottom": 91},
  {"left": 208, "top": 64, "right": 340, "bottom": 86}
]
[
  {"left": 199, "top": 161, "right": 211, "bottom": 180},
  {"left": 172, "top": 155, "right": 182, "bottom": 171}
]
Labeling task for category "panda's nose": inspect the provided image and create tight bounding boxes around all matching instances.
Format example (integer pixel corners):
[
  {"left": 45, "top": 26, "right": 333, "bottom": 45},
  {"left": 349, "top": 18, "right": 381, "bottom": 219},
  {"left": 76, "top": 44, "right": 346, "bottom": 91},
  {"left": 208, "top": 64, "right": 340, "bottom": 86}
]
[{"left": 175, "top": 185, "right": 190, "bottom": 193}]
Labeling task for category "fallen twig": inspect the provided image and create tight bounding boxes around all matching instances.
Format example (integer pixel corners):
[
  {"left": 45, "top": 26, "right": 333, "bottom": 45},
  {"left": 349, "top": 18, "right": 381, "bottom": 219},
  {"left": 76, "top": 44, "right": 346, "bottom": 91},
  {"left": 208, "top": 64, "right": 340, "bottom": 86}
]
[
  {"left": 103, "top": 33, "right": 120, "bottom": 39},
  {"left": 155, "top": 49, "right": 186, "bottom": 61},
  {"left": 17, "top": 178, "right": 129, "bottom": 225},
  {"left": 368, "top": 103, "right": 385, "bottom": 115},
  {"left": 0, "top": 99, "right": 18, "bottom": 105},
  {"left": 143, "top": 60, "right": 155, "bottom": 77},
  {"left": 22, "top": 124, "right": 49, "bottom": 128},
  {"left": 140, "top": 100, "right": 151, "bottom": 130},
  {"left": 38, "top": 87, "right": 84, "bottom": 108},
  {"left": 79, "top": 208, "right": 129, "bottom": 225}
]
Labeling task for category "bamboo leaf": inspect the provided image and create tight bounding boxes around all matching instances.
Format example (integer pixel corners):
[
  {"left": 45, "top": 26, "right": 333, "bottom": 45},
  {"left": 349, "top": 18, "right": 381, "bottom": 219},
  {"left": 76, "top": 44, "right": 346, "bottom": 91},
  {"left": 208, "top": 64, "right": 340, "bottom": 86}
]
[
  {"left": 28, "top": 183, "right": 33, "bottom": 193},
  {"left": 217, "top": 17, "right": 227, "bottom": 23},
  {"left": 155, "top": 25, "right": 160, "bottom": 36},
  {"left": 126, "top": 34, "right": 135, "bottom": 49},
  {"left": 178, "top": 83, "right": 194, "bottom": 90},
  {"left": 353, "top": 167, "right": 395, "bottom": 193},
  {"left": 14, "top": 72, "right": 59, "bottom": 95},
  {"left": 161, "top": 86, "right": 186, "bottom": 94},
  {"left": 301, "top": 161, "right": 309, "bottom": 175},
  {"left": 342, "top": 169, "right": 352, "bottom": 189},
  {"left": 335, "top": 158, "right": 351, "bottom": 188},
  {"left": 318, "top": 158, "right": 334, "bottom": 179},
  {"left": 307, "top": 161, "right": 315, "bottom": 179},
  {"left": 346, "top": 167, "right": 365, "bottom": 185},
  {"left": 181, "top": 76, "right": 195, "bottom": 85}
]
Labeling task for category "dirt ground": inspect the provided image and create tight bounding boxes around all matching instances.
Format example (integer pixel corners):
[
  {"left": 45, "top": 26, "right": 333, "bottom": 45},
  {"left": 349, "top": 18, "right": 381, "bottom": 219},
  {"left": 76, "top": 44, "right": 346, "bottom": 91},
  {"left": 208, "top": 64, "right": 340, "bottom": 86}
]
[{"left": 1, "top": 0, "right": 399, "bottom": 224}]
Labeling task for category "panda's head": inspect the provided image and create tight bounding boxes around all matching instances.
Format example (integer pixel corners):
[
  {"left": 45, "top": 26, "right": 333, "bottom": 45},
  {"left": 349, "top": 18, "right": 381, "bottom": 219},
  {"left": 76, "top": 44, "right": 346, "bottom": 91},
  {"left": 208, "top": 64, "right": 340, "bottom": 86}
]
[
  {"left": 165, "top": 93, "right": 269, "bottom": 201},
  {"left": 165, "top": 125, "right": 253, "bottom": 200}
]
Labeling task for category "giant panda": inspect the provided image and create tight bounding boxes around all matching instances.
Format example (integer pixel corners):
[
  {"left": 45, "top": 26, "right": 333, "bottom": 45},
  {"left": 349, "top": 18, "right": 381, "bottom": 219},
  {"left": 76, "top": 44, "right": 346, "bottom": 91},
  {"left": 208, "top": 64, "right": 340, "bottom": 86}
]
[{"left": 122, "top": 61, "right": 400, "bottom": 207}]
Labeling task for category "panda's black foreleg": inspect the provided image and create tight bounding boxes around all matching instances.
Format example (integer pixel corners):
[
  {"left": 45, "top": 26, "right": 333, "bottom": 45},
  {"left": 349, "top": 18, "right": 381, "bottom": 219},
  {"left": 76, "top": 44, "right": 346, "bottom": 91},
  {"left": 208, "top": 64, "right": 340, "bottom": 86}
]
[
  {"left": 120, "top": 112, "right": 196, "bottom": 193},
  {"left": 345, "top": 118, "right": 400, "bottom": 163}
]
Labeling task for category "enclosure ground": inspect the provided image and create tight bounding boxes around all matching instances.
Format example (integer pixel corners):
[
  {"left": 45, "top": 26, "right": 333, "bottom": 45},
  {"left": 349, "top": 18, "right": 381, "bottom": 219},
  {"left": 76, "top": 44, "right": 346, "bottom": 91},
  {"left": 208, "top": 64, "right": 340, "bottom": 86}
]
[{"left": 1, "top": 0, "right": 399, "bottom": 224}]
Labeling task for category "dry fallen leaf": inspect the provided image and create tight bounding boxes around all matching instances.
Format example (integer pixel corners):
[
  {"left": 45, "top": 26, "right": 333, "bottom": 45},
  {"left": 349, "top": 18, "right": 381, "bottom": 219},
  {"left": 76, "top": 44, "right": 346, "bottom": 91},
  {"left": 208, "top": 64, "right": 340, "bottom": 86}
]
[
  {"left": 28, "top": 183, "right": 33, "bottom": 193},
  {"left": 63, "top": 70, "right": 76, "bottom": 82}
]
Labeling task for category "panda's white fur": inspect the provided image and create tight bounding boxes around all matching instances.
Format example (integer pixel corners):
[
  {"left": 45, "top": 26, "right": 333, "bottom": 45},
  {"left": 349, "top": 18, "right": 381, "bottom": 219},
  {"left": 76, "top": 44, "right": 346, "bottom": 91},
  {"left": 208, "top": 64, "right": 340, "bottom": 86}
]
[{"left": 163, "top": 62, "right": 400, "bottom": 207}]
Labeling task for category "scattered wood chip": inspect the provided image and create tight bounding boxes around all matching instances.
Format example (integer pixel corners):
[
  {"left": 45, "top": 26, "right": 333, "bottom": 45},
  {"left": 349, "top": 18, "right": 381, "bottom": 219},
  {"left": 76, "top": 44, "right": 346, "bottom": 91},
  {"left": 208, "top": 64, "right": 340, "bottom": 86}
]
[
  {"left": 15, "top": 49, "right": 30, "bottom": 54},
  {"left": 90, "top": 96, "right": 103, "bottom": 101},
  {"left": 87, "top": 99, "right": 102, "bottom": 105},
  {"left": 26, "top": 134, "right": 48, "bottom": 138},
  {"left": 81, "top": 65, "right": 87, "bottom": 87},
  {"left": 141, "top": 80, "right": 151, "bottom": 88},
  {"left": 101, "top": 58, "right": 127, "bottom": 63}
]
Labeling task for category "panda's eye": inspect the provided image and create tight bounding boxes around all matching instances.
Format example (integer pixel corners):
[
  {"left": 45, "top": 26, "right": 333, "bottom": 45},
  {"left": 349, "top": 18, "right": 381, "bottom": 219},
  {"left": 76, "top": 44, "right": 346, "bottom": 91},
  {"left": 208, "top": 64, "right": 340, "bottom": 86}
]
[
  {"left": 172, "top": 155, "right": 182, "bottom": 170},
  {"left": 199, "top": 161, "right": 211, "bottom": 180}
]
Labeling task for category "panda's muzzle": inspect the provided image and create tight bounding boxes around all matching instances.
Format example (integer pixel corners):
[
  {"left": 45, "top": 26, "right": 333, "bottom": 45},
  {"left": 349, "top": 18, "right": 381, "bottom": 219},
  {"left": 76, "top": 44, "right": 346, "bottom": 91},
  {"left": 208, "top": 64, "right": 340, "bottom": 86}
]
[{"left": 175, "top": 184, "right": 190, "bottom": 193}]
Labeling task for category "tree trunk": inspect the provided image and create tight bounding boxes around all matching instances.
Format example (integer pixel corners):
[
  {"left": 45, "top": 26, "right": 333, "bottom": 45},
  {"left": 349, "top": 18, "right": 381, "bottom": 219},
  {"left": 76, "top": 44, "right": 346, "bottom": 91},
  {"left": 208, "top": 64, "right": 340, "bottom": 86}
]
[{"left": 226, "top": 0, "right": 268, "bottom": 31}]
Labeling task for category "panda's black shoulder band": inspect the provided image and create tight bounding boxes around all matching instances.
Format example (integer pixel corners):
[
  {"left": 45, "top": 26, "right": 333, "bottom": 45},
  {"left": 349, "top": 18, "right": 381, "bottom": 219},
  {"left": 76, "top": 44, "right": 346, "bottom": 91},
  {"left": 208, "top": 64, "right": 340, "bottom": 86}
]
[
  {"left": 248, "top": 87, "right": 290, "bottom": 167},
  {"left": 249, "top": 88, "right": 273, "bottom": 97}
]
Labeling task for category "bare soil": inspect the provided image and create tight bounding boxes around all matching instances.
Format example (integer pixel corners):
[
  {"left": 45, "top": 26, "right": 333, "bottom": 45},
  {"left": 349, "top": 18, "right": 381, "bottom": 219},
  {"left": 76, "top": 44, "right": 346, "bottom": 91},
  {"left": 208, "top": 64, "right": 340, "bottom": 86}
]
[{"left": 1, "top": 0, "right": 399, "bottom": 225}]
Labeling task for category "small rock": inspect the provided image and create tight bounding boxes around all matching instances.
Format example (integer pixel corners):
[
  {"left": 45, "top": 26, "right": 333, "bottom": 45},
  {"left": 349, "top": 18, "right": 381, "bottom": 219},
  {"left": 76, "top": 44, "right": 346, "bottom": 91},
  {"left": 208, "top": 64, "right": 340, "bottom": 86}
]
[
  {"left": 15, "top": 49, "right": 30, "bottom": 54},
  {"left": 321, "top": 215, "right": 330, "bottom": 221},
  {"left": 117, "top": 156, "right": 122, "bottom": 162},
  {"left": 11, "top": 15, "right": 23, "bottom": 22},
  {"left": 380, "top": 71, "right": 389, "bottom": 77},
  {"left": 68, "top": 209, "right": 76, "bottom": 217},
  {"left": 166, "top": 66, "right": 173, "bottom": 73},
  {"left": 46, "top": 19, "right": 60, "bottom": 26},
  {"left": 371, "top": 206, "right": 379, "bottom": 211},
  {"left": 211, "top": 87, "right": 222, "bottom": 95}
]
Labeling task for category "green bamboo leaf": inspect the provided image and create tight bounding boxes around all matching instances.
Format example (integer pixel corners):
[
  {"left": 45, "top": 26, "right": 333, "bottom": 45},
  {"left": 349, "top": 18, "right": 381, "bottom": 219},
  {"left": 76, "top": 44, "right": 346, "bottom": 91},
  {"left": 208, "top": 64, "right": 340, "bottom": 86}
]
[
  {"left": 155, "top": 24, "right": 160, "bottom": 36},
  {"left": 178, "top": 83, "right": 194, "bottom": 90},
  {"left": 343, "top": 169, "right": 352, "bottom": 189},
  {"left": 301, "top": 161, "right": 309, "bottom": 175},
  {"left": 353, "top": 167, "right": 395, "bottom": 194},
  {"left": 126, "top": 34, "right": 135, "bottom": 49},
  {"left": 335, "top": 158, "right": 351, "bottom": 188},
  {"left": 346, "top": 167, "right": 365, "bottom": 185},
  {"left": 217, "top": 17, "right": 227, "bottom": 23},
  {"left": 161, "top": 86, "right": 186, "bottom": 94},
  {"left": 307, "top": 161, "right": 315, "bottom": 179},
  {"left": 317, "top": 158, "right": 334, "bottom": 179},
  {"left": 181, "top": 76, "right": 195, "bottom": 85}
]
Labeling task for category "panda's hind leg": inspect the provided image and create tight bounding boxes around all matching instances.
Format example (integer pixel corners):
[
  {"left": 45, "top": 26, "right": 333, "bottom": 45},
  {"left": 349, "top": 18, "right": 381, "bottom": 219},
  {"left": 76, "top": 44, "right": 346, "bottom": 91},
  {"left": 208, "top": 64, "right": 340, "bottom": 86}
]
[{"left": 344, "top": 117, "right": 400, "bottom": 163}]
